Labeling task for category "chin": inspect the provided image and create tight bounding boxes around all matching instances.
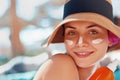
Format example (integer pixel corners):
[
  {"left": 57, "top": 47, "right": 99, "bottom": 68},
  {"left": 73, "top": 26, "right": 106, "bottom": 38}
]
[{"left": 77, "top": 62, "right": 97, "bottom": 68}]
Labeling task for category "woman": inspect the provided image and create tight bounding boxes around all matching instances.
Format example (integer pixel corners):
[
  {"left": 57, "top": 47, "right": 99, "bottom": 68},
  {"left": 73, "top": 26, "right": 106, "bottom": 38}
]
[{"left": 34, "top": 0, "right": 120, "bottom": 80}]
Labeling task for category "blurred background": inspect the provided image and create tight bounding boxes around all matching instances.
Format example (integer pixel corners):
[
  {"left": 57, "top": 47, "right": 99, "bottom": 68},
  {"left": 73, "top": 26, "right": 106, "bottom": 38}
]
[{"left": 0, "top": 0, "right": 120, "bottom": 80}]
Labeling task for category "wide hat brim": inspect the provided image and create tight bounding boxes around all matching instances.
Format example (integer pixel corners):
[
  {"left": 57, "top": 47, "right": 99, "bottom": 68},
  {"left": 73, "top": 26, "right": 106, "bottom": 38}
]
[{"left": 47, "top": 12, "right": 120, "bottom": 45}]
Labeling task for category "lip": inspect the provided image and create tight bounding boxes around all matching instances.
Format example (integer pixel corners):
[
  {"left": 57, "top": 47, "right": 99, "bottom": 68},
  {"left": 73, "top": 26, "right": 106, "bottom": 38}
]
[{"left": 74, "top": 51, "right": 93, "bottom": 58}]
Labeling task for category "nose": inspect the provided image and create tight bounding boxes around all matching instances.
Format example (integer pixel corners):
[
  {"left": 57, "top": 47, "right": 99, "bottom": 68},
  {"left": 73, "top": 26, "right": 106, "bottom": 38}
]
[{"left": 77, "top": 37, "right": 88, "bottom": 47}]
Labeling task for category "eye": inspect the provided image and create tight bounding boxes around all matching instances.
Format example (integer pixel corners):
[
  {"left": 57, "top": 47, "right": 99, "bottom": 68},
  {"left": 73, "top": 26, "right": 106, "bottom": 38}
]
[
  {"left": 67, "top": 31, "right": 76, "bottom": 36},
  {"left": 89, "top": 30, "right": 98, "bottom": 35},
  {"left": 65, "top": 29, "right": 78, "bottom": 39}
]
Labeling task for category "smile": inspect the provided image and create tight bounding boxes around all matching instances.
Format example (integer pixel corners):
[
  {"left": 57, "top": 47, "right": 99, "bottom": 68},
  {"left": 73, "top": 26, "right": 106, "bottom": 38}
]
[{"left": 74, "top": 51, "right": 93, "bottom": 58}]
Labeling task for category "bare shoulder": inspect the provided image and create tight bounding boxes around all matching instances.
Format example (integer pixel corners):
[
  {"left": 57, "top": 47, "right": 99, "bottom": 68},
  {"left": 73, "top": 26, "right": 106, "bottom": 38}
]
[
  {"left": 33, "top": 53, "right": 79, "bottom": 80},
  {"left": 49, "top": 54, "right": 77, "bottom": 69},
  {"left": 51, "top": 54, "right": 75, "bottom": 63}
]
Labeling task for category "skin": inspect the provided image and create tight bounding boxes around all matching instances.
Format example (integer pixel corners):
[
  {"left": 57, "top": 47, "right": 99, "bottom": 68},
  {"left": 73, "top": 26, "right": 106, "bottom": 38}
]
[
  {"left": 33, "top": 54, "right": 79, "bottom": 80},
  {"left": 33, "top": 21, "right": 112, "bottom": 80},
  {"left": 65, "top": 37, "right": 104, "bottom": 45},
  {"left": 64, "top": 21, "right": 110, "bottom": 67}
]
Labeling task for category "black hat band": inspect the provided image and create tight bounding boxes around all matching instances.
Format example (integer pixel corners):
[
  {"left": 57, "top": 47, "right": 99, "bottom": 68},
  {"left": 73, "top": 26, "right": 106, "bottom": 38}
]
[{"left": 63, "top": 0, "right": 114, "bottom": 22}]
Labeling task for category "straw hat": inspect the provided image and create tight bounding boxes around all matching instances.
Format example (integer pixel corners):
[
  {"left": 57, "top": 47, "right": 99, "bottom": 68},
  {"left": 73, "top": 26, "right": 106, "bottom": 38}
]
[{"left": 47, "top": 0, "right": 120, "bottom": 45}]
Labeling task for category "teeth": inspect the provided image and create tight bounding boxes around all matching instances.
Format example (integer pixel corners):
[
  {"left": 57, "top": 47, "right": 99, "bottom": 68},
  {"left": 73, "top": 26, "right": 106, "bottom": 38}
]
[
  {"left": 75, "top": 51, "right": 92, "bottom": 56},
  {"left": 75, "top": 52, "right": 92, "bottom": 58},
  {"left": 79, "top": 53, "right": 87, "bottom": 55},
  {"left": 78, "top": 53, "right": 89, "bottom": 55}
]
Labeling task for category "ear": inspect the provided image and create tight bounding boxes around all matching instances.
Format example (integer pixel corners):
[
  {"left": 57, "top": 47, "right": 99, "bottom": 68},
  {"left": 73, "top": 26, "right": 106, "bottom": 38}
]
[{"left": 108, "top": 41, "right": 113, "bottom": 47}]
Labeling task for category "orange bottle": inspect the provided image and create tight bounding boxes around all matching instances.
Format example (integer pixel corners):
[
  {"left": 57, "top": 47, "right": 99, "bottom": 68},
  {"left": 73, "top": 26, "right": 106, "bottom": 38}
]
[{"left": 89, "top": 60, "right": 119, "bottom": 80}]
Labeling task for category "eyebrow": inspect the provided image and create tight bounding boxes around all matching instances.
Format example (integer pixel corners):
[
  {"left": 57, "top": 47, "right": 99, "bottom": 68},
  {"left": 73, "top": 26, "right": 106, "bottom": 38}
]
[
  {"left": 65, "top": 26, "right": 76, "bottom": 29},
  {"left": 65, "top": 24, "right": 100, "bottom": 29},
  {"left": 87, "top": 24, "right": 100, "bottom": 28}
]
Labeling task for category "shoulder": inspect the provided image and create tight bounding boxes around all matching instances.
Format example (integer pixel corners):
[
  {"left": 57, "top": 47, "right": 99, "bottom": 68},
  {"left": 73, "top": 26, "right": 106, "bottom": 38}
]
[
  {"left": 47, "top": 53, "right": 77, "bottom": 69},
  {"left": 33, "top": 53, "right": 79, "bottom": 80},
  {"left": 50, "top": 53, "right": 75, "bottom": 63}
]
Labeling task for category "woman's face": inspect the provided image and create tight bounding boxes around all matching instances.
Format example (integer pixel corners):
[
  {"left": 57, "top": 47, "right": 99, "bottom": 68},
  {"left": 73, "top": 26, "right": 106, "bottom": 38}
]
[{"left": 64, "top": 21, "right": 111, "bottom": 68}]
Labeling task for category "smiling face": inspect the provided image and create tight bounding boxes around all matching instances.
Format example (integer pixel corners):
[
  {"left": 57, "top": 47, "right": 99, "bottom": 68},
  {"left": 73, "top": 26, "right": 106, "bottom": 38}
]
[{"left": 64, "top": 21, "right": 111, "bottom": 68}]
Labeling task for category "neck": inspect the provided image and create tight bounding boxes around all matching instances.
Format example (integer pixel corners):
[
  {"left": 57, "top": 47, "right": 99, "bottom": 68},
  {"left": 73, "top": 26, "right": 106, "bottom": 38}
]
[{"left": 78, "top": 64, "right": 100, "bottom": 80}]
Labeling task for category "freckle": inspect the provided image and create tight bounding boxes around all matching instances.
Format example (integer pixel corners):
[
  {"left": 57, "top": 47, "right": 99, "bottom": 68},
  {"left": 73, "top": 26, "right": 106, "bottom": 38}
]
[
  {"left": 65, "top": 40, "right": 73, "bottom": 45},
  {"left": 92, "top": 38, "right": 103, "bottom": 44}
]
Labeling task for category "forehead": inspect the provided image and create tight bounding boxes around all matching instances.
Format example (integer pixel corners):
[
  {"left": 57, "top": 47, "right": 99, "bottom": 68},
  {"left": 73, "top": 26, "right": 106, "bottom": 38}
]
[
  {"left": 64, "top": 21, "right": 106, "bottom": 30},
  {"left": 65, "top": 21, "right": 94, "bottom": 25}
]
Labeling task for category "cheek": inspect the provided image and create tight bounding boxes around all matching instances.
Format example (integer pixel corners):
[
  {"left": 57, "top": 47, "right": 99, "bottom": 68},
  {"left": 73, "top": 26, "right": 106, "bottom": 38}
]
[
  {"left": 65, "top": 40, "right": 74, "bottom": 46},
  {"left": 92, "top": 38, "right": 103, "bottom": 44},
  {"left": 65, "top": 40, "right": 74, "bottom": 53},
  {"left": 92, "top": 38, "right": 109, "bottom": 53}
]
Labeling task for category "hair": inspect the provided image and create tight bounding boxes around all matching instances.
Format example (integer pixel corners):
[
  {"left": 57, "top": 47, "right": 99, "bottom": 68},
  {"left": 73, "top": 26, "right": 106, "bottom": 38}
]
[
  {"left": 108, "top": 43, "right": 120, "bottom": 52},
  {"left": 62, "top": 25, "right": 65, "bottom": 36}
]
